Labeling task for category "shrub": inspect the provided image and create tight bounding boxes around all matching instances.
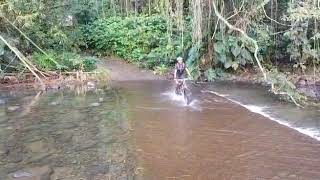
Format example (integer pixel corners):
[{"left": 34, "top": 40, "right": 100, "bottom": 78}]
[
  {"left": 32, "top": 51, "right": 97, "bottom": 72},
  {"left": 85, "top": 15, "right": 191, "bottom": 69}
]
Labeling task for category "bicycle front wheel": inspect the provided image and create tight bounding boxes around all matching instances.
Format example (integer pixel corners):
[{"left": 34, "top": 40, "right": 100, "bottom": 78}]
[{"left": 183, "top": 89, "right": 191, "bottom": 105}]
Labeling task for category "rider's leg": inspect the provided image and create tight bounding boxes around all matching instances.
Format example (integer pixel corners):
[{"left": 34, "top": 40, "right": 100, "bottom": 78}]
[{"left": 175, "top": 80, "right": 183, "bottom": 95}]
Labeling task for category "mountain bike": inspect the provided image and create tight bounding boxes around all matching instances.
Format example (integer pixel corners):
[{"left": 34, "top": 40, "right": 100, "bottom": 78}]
[{"left": 175, "top": 78, "right": 192, "bottom": 105}]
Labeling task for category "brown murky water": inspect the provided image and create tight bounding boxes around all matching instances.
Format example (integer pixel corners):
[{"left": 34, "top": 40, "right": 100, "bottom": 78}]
[
  {"left": 1, "top": 80, "right": 320, "bottom": 180},
  {"left": 116, "top": 81, "right": 320, "bottom": 180}
]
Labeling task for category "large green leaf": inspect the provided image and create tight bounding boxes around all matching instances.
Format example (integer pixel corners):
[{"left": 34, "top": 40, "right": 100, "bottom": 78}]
[
  {"left": 231, "top": 44, "right": 241, "bottom": 57},
  {"left": 219, "top": 54, "right": 227, "bottom": 63},
  {"left": 214, "top": 42, "right": 224, "bottom": 54},
  {"left": 241, "top": 48, "right": 253, "bottom": 62},
  {"left": 214, "top": 32, "right": 223, "bottom": 41},
  {"left": 239, "top": 57, "right": 247, "bottom": 65}
]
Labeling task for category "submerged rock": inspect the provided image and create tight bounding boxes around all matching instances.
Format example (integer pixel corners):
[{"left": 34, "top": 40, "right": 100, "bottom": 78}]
[
  {"left": 90, "top": 102, "right": 100, "bottom": 107},
  {"left": 50, "top": 167, "right": 77, "bottom": 180},
  {"left": 0, "top": 99, "right": 5, "bottom": 105},
  {"left": 26, "top": 140, "right": 50, "bottom": 153},
  {"left": 12, "top": 171, "right": 33, "bottom": 178},
  {"left": 49, "top": 101, "right": 58, "bottom": 106},
  {"left": 87, "top": 81, "right": 97, "bottom": 90},
  {"left": 7, "top": 106, "right": 20, "bottom": 111},
  {"left": 86, "top": 164, "right": 109, "bottom": 179},
  {"left": 0, "top": 144, "right": 7, "bottom": 156},
  {"left": 75, "top": 141, "right": 98, "bottom": 151},
  {"left": 8, "top": 165, "right": 53, "bottom": 180}
]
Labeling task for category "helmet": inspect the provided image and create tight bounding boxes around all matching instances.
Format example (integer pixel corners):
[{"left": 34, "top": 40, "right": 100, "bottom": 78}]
[{"left": 177, "top": 57, "right": 183, "bottom": 61}]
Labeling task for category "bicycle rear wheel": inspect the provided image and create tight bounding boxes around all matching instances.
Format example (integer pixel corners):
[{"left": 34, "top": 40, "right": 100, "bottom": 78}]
[{"left": 183, "top": 89, "right": 191, "bottom": 105}]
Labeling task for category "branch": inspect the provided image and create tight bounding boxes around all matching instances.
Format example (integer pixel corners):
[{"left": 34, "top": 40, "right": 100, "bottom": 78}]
[
  {"left": 212, "top": 0, "right": 301, "bottom": 107},
  {"left": 262, "top": 7, "right": 291, "bottom": 27},
  {"left": 212, "top": 0, "right": 267, "bottom": 80},
  {"left": 1, "top": 15, "right": 60, "bottom": 66},
  {"left": 270, "top": 84, "right": 303, "bottom": 108},
  {"left": 0, "top": 35, "right": 45, "bottom": 88}
]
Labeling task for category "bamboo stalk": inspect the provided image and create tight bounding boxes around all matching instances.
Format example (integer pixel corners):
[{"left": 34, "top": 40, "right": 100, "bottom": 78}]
[
  {"left": 0, "top": 35, "right": 45, "bottom": 87},
  {"left": 1, "top": 15, "right": 60, "bottom": 66}
]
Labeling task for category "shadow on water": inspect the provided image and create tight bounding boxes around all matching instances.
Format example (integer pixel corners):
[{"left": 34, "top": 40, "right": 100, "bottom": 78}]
[{"left": 0, "top": 80, "right": 320, "bottom": 180}]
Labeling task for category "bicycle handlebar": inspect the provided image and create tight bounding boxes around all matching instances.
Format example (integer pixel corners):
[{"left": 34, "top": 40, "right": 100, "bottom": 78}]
[{"left": 174, "top": 77, "right": 193, "bottom": 80}]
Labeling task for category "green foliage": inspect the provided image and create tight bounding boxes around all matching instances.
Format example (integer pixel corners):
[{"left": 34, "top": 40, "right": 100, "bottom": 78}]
[
  {"left": 32, "top": 52, "right": 60, "bottom": 71},
  {"left": 267, "top": 69, "right": 305, "bottom": 102},
  {"left": 214, "top": 32, "right": 256, "bottom": 71},
  {"left": 204, "top": 68, "right": 225, "bottom": 81},
  {"left": 186, "top": 43, "right": 202, "bottom": 79},
  {"left": 1, "top": 0, "right": 101, "bottom": 53},
  {"left": 32, "top": 52, "right": 97, "bottom": 72},
  {"left": 153, "top": 64, "right": 169, "bottom": 75},
  {"left": 83, "top": 56, "right": 98, "bottom": 72},
  {"left": 86, "top": 15, "right": 192, "bottom": 69},
  {"left": 283, "top": 0, "right": 320, "bottom": 71}
]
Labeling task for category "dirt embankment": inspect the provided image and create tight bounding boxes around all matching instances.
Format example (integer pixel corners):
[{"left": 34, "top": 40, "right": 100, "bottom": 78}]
[
  {"left": 217, "top": 70, "right": 320, "bottom": 101},
  {"left": 100, "top": 58, "right": 165, "bottom": 81},
  {"left": 0, "top": 57, "right": 167, "bottom": 91}
]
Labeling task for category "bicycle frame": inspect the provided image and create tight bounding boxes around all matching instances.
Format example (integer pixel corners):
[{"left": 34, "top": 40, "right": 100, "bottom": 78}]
[
  {"left": 175, "top": 78, "right": 192, "bottom": 105},
  {"left": 175, "top": 78, "right": 189, "bottom": 92}
]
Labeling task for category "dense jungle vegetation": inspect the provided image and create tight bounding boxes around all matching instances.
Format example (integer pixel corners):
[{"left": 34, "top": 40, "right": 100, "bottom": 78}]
[{"left": 0, "top": 0, "right": 319, "bottom": 104}]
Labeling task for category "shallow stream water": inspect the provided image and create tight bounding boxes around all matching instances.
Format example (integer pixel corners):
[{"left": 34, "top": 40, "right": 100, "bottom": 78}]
[{"left": 0, "top": 81, "right": 320, "bottom": 179}]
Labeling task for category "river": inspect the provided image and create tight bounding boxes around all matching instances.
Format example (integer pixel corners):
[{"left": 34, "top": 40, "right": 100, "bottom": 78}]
[{"left": 0, "top": 80, "right": 320, "bottom": 179}]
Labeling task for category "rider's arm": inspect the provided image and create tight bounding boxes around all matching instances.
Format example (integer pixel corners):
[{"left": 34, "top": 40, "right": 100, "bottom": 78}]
[
  {"left": 174, "top": 67, "right": 177, "bottom": 79},
  {"left": 185, "top": 68, "right": 191, "bottom": 78}
]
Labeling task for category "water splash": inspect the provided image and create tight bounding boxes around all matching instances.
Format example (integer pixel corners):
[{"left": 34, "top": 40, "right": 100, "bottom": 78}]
[
  {"left": 162, "top": 91, "right": 185, "bottom": 103},
  {"left": 161, "top": 91, "right": 201, "bottom": 111}
]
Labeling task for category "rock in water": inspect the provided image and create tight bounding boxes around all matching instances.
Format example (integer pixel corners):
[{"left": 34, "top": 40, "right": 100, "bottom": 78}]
[
  {"left": 87, "top": 81, "right": 96, "bottom": 89},
  {"left": 12, "top": 171, "right": 32, "bottom": 178},
  {"left": 90, "top": 102, "right": 100, "bottom": 107},
  {"left": 49, "top": 102, "right": 58, "bottom": 106},
  {"left": 7, "top": 106, "right": 20, "bottom": 111},
  {"left": 8, "top": 166, "right": 53, "bottom": 180}
]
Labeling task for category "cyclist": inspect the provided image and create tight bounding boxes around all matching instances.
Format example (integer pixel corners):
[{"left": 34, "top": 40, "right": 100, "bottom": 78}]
[{"left": 174, "top": 57, "right": 191, "bottom": 95}]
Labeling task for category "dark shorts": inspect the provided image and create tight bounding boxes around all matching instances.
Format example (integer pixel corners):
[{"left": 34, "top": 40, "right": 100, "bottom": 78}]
[{"left": 176, "top": 71, "right": 185, "bottom": 79}]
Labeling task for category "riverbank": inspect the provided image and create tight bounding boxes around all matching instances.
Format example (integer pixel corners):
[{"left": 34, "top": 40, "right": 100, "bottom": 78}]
[
  {"left": 0, "top": 56, "right": 163, "bottom": 91},
  {"left": 100, "top": 58, "right": 164, "bottom": 81},
  {"left": 2, "top": 55, "right": 319, "bottom": 104},
  {"left": 213, "top": 70, "right": 320, "bottom": 106}
]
